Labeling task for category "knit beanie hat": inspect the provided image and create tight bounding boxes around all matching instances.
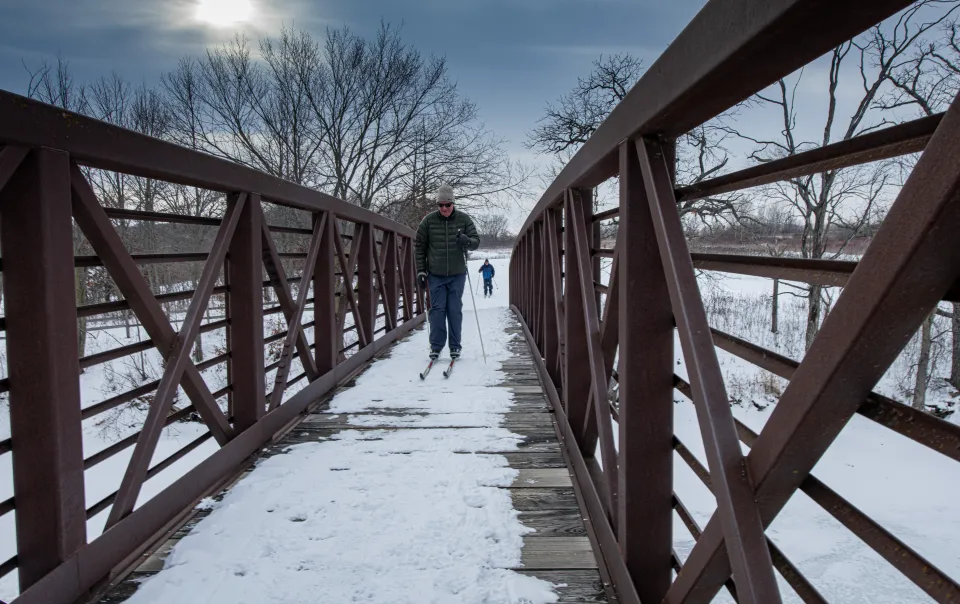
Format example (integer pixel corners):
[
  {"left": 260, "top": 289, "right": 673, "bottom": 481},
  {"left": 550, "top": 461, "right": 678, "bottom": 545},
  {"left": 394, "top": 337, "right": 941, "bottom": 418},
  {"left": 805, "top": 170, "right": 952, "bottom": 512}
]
[{"left": 436, "top": 184, "right": 455, "bottom": 204}]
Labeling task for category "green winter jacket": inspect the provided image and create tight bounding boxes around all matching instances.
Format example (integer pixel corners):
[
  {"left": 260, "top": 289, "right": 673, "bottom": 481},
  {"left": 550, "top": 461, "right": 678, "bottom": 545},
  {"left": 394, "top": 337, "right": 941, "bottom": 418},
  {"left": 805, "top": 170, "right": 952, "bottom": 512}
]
[{"left": 415, "top": 209, "right": 480, "bottom": 276}]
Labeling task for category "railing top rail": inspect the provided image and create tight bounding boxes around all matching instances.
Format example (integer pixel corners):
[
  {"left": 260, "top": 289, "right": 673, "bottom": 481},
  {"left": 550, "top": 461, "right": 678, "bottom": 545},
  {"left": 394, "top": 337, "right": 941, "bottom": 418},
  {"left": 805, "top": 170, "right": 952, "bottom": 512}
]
[
  {"left": 516, "top": 0, "right": 913, "bottom": 237},
  {"left": 0, "top": 90, "right": 415, "bottom": 238}
]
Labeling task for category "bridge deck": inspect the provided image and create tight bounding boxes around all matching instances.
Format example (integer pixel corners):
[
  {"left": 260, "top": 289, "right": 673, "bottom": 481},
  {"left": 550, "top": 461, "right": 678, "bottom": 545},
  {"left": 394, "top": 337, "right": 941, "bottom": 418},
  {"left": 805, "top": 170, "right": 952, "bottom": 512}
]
[{"left": 97, "top": 311, "right": 609, "bottom": 603}]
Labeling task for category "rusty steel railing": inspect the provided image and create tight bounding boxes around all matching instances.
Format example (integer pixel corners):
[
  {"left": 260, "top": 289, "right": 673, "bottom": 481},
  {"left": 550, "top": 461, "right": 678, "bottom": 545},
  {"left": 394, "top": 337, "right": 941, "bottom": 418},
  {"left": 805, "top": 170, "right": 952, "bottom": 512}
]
[
  {"left": 0, "top": 91, "right": 425, "bottom": 603},
  {"left": 510, "top": 1, "right": 960, "bottom": 603}
]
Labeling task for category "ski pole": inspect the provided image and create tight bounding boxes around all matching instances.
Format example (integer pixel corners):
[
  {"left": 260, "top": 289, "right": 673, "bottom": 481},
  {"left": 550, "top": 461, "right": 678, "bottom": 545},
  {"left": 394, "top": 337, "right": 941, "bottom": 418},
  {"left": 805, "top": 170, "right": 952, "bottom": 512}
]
[
  {"left": 460, "top": 232, "right": 486, "bottom": 363},
  {"left": 422, "top": 278, "right": 431, "bottom": 337}
]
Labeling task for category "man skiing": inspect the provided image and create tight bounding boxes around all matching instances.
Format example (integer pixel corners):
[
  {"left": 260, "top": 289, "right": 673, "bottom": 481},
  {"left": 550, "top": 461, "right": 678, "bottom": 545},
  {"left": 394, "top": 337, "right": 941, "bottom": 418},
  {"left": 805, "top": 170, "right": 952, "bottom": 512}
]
[
  {"left": 478, "top": 259, "right": 495, "bottom": 297},
  {"left": 415, "top": 184, "right": 480, "bottom": 361}
]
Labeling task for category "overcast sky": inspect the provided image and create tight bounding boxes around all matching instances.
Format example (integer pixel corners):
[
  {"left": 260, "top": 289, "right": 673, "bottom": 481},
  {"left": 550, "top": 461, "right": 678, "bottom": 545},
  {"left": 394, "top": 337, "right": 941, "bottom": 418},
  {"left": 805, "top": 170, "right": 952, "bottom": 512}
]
[
  {"left": 0, "top": 0, "right": 708, "bottom": 221},
  {"left": 1, "top": 0, "right": 918, "bottom": 229}
]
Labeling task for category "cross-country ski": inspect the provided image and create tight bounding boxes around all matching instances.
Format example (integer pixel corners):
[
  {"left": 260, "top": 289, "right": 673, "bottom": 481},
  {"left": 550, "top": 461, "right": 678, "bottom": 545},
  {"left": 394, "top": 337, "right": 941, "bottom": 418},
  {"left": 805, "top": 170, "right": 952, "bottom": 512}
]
[
  {"left": 419, "top": 358, "right": 436, "bottom": 380},
  {"left": 442, "top": 358, "right": 457, "bottom": 378}
]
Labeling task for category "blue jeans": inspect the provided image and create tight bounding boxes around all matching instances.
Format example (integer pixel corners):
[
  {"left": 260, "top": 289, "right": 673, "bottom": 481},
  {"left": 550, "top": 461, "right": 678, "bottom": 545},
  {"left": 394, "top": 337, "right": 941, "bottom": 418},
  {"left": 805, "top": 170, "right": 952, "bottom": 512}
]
[{"left": 428, "top": 272, "right": 466, "bottom": 351}]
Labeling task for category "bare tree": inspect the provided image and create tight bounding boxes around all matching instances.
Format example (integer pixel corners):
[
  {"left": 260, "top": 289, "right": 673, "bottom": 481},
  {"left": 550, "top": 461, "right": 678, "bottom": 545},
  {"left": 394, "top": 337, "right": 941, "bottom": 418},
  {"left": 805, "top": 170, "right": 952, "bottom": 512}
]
[
  {"left": 24, "top": 56, "right": 93, "bottom": 361},
  {"left": 474, "top": 213, "right": 512, "bottom": 247},
  {"left": 913, "top": 311, "right": 936, "bottom": 408},
  {"left": 528, "top": 53, "right": 643, "bottom": 154},
  {"left": 158, "top": 25, "right": 526, "bottom": 217},
  {"left": 527, "top": 53, "right": 745, "bottom": 221},
  {"left": 25, "top": 53, "right": 89, "bottom": 114},
  {"left": 723, "top": 2, "right": 956, "bottom": 349},
  {"left": 881, "top": 6, "right": 960, "bottom": 388},
  {"left": 301, "top": 24, "right": 528, "bottom": 212}
]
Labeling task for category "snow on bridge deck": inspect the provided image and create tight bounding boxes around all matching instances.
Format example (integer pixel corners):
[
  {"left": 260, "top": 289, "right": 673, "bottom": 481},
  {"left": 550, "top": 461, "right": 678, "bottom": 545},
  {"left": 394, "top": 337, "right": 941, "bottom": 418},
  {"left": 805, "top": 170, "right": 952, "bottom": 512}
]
[{"left": 98, "top": 257, "right": 609, "bottom": 604}]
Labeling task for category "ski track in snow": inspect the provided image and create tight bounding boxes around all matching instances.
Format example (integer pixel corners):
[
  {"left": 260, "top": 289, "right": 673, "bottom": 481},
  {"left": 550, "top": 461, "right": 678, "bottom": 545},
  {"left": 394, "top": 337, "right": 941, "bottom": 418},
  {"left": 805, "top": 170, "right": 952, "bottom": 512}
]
[{"left": 120, "top": 256, "right": 560, "bottom": 604}]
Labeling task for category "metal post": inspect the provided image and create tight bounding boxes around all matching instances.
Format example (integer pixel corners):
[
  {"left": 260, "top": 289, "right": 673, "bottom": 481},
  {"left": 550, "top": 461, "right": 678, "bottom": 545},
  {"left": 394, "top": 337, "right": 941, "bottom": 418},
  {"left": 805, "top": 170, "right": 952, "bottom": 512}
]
[
  {"left": 314, "top": 211, "right": 337, "bottom": 374},
  {"left": 564, "top": 189, "right": 592, "bottom": 447},
  {"left": 228, "top": 192, "right": 265, "bottom": 431},
  {"left": 384, "top": 231, "right": 399, "bottom": 329},
  {"left": 357, "top": 223, "right": 376, "bottom": 345},
  {"left": 617, "top": 140, "right": 674, "bottom": 602},
  {"left": 1, "top": 149, "right": 86, "bottom": 589}
]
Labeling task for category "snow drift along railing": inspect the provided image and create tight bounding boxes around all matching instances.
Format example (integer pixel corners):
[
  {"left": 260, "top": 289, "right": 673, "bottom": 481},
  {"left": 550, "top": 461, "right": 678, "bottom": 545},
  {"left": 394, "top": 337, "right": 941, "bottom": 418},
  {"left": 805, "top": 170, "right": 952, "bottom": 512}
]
[
  {"left": 510, "top": 1, "right": 960, "bottom": 603},
  {"left": 0, "top": 89, "right": 425, "bottom": 604}
]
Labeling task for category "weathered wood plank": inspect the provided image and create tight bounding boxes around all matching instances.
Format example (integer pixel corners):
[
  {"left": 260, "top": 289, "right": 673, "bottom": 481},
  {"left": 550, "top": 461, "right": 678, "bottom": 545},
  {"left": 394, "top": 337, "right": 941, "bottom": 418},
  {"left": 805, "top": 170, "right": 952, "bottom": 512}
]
[
  {"left": 510, "top": 468, "right": 573, "bottom": 488},
  {"left": 516, "top": 570, "right": 607, "bottom": 602},
  {"left": 510, "top": 386, "right": 545, "bottom": 394},
  {"left": 511, "top": 488, "right": 579, "bottom": 511},
  {"left": 516, "top": 537, "right": 598, "bottom": 569},
  {"left": 520, "top": 509, "right": 587, "bottom": 537},
  {"left": 497, "top": 452, "right": 566, "bottom": 468}
]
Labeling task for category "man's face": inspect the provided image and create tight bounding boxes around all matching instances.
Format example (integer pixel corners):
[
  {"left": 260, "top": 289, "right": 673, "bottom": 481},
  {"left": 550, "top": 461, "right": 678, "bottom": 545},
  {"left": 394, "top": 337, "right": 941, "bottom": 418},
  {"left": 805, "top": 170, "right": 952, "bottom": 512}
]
[{"left": 438, "top": 201, "right": 454, "bottom": 217}]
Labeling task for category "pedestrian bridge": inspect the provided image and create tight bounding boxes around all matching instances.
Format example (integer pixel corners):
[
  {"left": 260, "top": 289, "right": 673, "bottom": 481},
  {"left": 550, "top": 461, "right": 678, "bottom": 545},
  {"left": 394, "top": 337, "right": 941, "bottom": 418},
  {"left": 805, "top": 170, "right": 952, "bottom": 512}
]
[{"left": 2, "top": 1, "right": 960, "bottom": 603}]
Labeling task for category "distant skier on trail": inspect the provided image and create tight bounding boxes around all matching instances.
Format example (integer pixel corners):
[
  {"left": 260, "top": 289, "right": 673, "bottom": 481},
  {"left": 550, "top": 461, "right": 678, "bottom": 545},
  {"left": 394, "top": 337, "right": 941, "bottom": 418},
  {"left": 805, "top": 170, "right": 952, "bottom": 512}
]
[
  {"left": 478, "top": 259, "right": 495, "bottom": 298},
  {"left": 415, "top": 184, "right": 480, "bottom": 363}
]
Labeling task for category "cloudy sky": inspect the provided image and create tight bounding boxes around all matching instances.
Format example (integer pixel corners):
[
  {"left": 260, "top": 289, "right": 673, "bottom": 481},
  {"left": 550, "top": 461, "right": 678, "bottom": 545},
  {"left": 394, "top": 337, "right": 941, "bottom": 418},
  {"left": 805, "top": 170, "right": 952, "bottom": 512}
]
[
  {"left": 0, "top": 0, "right": 706, "bottom": 168},
  {"left": 1, "top": 0, "right": 916, "bottom": 228}
]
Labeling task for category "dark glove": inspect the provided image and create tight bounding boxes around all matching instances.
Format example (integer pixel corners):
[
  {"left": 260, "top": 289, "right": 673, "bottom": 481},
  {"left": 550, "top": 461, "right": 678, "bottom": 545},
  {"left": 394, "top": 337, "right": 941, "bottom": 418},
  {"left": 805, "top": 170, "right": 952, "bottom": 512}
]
[
  {"left": 456, "top": 231, "right": 471, "bottom": 250},
  {"left": 417, "top": 272, "right": 428, "bottom": 290}
]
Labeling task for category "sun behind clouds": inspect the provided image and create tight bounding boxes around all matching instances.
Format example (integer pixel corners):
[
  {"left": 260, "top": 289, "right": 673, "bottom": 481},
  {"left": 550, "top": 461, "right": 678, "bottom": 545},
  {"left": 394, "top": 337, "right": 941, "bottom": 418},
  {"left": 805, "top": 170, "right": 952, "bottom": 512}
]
[{"left": 195, "top": 0, "right": 254, "bottom": 27}]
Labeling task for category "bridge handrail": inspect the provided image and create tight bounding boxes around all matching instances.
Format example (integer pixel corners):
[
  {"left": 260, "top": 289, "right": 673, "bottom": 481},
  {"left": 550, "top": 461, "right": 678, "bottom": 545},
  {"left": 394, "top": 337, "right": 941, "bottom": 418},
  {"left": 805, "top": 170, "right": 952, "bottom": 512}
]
[
  {"left": 0, "top": 92, "right": 425, "bottom": 604},
  {"left": 510, "top": 1, "right": 960, "bottom": 603}
]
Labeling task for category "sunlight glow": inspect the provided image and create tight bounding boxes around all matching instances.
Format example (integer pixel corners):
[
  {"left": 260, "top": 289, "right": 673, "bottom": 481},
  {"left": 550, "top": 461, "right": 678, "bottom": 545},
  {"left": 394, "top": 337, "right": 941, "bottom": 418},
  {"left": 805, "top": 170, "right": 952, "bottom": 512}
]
[{"left": 196, "top": 0, "right": 254, "bottom": 27}]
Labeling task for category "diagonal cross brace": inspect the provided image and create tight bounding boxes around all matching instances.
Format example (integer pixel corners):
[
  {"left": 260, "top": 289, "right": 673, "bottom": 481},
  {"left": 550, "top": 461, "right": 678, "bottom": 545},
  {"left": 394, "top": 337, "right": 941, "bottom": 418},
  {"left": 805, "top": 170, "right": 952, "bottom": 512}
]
[
  {"left": 260, "top": 213, "right": 320, "bottom": 382},
  {"left": 268, "top": 212, "right": 327, "bottom": 410},
  {"left": 636, "top": 137, "right": 781, "bottom": 604},
  {"left": 580, "top": 242, "right": 620, "bottom": 450},
  {"left": 70, "top": 165, "right": 234, "bottom": 448},
  {"left": 567, "top": 189, "right": 620, "bottom": 527},
  {"left": 104, "top": 191, "right": 247, "bottom": 528},
  {"left": 543, "top": 208, "right": 566, "bottom": 386},
  {"left": 663, "top": 87, "right": 960, "bottom": 604},
  {"left": 333, "top": 220, "right": 369, "bottom": 348},
  {"left": 371, "top": 229, "right": 396, "bottom": 331}
]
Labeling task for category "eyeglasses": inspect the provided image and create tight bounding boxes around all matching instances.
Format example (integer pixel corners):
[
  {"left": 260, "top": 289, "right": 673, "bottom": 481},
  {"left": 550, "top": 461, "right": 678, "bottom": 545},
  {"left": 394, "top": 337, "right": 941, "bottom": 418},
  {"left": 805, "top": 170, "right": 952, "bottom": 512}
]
[{"left": 437, "top": 202, "right": 453, "bottom": 208}]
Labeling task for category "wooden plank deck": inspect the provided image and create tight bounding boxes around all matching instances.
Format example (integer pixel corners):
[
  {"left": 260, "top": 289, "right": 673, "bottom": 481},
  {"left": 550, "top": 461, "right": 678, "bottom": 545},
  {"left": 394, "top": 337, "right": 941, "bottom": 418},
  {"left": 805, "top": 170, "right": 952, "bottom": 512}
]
[{"left": 97, "top": 316, "right": 609, "bottom": 603}]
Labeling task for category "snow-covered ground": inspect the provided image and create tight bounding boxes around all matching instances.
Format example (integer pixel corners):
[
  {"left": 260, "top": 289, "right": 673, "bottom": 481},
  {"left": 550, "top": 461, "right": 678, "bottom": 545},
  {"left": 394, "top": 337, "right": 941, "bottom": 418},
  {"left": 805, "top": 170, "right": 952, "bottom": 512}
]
[
  {"left": 115, "top": 256, "right": 560, "bottom": 604},
  {"left": 596, "top": 260, "right": 960, "bottom": 602}
]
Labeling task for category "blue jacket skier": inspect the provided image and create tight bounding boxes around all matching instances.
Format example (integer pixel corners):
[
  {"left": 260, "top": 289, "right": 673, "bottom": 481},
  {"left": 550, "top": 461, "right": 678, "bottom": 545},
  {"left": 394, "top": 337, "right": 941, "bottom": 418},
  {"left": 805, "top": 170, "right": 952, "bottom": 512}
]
[{"left": 478, "top": 259, "right": 495, "bottom": 297}]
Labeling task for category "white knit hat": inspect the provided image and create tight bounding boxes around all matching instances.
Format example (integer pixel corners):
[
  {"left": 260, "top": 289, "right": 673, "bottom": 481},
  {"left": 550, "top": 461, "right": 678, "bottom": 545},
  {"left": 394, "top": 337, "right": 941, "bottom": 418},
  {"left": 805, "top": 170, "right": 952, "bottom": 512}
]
[{"left": 435, "top": 184, "right": 455, "bottom": 204}]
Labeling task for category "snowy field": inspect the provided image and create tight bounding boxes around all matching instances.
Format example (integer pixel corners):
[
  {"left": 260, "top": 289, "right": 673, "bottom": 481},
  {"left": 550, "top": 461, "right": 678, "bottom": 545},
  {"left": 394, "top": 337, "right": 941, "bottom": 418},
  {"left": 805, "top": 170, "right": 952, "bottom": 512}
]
[
  {"left": 115, "top": 256, "right": 561, "bottom": 604},
  {"left": 596, "top": 261, "right": 960, "bottom": 603}
]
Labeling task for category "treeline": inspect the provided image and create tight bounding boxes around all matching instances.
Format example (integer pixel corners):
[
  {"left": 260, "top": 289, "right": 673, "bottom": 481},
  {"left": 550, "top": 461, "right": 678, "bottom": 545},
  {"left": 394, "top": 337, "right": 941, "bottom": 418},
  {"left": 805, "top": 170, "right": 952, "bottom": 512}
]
[
  {"left": 20, "top": 24, "right": 526, "bottom": 358},
  {"left": 27, "top": 24, "right": 529, "bottom": 225}
]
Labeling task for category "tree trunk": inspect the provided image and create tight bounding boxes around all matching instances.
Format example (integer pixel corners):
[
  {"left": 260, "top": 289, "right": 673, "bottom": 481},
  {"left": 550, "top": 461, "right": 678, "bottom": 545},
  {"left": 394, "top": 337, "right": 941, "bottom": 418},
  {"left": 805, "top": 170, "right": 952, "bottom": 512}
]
[
  {"left": 76, "top": 268, "right": 88, "bottom": 370},
  {"left": 913, "top": 311, "right": 935, "bottom": 410},
  {"left": 951, "top": 302, "right": 960, "bottom": 390},
  {"left": 193, "top": 332, "right": 204, "bottom": 363},
  {"left": 771, "top": 279, "right": 779, "bottom": 334},
  {"left": 804, "top": 284, "right": 822, "bottom": 351}
]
